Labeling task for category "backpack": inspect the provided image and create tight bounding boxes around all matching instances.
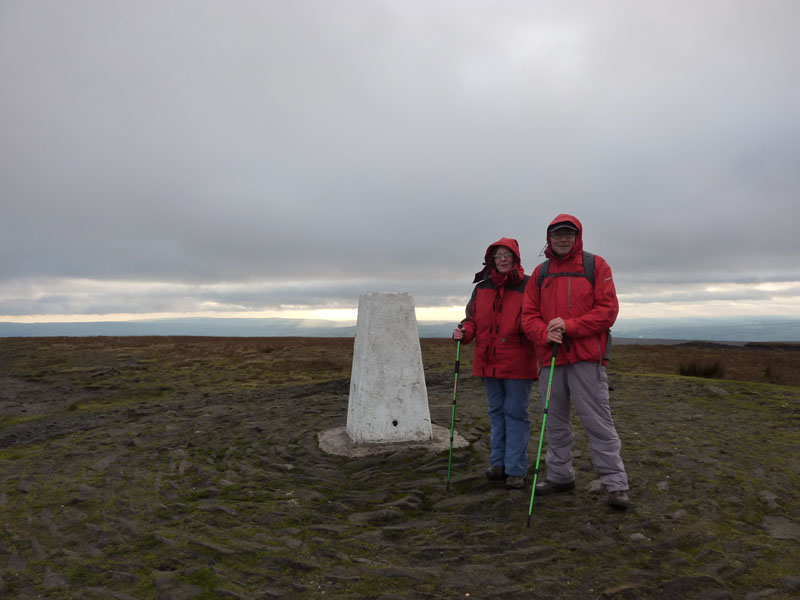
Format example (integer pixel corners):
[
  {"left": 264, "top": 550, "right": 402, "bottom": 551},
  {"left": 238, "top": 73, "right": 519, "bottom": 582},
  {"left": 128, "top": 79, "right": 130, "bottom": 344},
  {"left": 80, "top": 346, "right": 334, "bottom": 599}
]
[{"left": 537, "top": 251, "right": 595, "bottom": 288}]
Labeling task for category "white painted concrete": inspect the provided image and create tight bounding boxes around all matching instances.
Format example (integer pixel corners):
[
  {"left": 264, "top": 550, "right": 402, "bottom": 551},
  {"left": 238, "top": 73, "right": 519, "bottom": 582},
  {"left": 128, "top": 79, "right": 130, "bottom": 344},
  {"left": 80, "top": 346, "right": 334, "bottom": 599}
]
[
  {"left": 346, "top": 292, "right": 433, "bottom": 444},
  {"left": 319, "top": 424, "right": 468, "bottom": 458}
]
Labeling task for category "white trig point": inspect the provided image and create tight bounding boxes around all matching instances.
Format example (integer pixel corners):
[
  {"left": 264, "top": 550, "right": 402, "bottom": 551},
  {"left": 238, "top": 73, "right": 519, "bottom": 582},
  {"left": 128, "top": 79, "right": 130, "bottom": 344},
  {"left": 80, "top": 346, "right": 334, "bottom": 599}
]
[{"left": 346, "top": 292, "right": 433, "bottom": 444}]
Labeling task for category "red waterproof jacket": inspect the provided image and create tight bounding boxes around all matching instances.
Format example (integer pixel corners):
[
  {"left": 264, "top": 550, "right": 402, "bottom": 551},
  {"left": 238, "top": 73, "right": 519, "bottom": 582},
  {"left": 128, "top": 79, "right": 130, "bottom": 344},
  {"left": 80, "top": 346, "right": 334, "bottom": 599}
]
[
  {"left": 522, "top": 215, "right": 618, "bottom": 367},
  {"left": 459, "top": 238, "right": 538, "bottom": 379}
]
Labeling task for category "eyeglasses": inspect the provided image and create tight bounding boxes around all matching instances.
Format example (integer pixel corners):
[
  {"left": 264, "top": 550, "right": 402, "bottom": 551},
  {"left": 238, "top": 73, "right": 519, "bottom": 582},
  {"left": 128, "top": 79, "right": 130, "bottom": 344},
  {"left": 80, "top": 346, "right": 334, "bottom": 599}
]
[
  {"left": 493, "top": 252, "right": 514, "bottom": 260},
  {"left": 549, "top": 230, "right": 576, "bottom": 239}
]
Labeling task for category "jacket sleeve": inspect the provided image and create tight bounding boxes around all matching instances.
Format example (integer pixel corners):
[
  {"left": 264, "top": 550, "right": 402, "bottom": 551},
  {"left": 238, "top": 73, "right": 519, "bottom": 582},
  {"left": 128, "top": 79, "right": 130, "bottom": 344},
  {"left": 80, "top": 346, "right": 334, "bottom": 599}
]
[
  {"left": 459, "top": 286, "right": 478, "bottom": 344},
  {"left": 563, "top": 255, "right": 619, "bottom": 337},
  {"left": 521, "top": 266, "right": 548, "bottom": 346}
]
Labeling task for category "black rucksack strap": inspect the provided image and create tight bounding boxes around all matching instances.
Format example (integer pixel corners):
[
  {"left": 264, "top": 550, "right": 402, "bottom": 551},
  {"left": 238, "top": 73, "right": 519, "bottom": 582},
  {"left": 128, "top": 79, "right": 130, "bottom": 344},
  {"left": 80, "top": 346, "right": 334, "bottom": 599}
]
[{"left": 537, "top": 252, "right": 594, "bottom": 287}]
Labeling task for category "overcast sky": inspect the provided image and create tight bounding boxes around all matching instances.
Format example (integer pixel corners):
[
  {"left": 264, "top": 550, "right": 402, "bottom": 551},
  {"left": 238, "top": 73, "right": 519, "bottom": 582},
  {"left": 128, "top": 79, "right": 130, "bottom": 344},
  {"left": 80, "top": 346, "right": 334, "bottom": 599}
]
[{"left": 2, "top": 1, "right": 799, "bottom": 324}]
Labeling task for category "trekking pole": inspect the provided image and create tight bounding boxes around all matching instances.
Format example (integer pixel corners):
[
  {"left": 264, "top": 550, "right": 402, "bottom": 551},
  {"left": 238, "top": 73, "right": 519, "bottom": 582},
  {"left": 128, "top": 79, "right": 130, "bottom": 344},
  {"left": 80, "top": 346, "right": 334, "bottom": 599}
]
[
  {"left": 527, "top": 341, "right": 559, "bottom": 527},
  {"left": 446, "top": 325, "right": 463, "bottom": 491}
]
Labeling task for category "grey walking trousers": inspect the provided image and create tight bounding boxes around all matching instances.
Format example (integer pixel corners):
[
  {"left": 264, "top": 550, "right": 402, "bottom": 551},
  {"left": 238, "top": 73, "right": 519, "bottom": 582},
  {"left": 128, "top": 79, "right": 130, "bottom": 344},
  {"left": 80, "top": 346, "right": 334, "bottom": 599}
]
[{"left": 538, "top": 361, "right": 629, "bottom": 491}]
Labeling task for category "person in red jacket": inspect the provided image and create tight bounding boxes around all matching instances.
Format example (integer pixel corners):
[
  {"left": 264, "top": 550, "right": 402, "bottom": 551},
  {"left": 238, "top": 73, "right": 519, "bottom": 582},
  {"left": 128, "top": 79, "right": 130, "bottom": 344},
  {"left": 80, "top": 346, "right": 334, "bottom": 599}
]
[
  {"left": 453, "top": 237, "right": 538, "bottom": 490},
  {"left": 522, "top": 214, "right": 631, "bottom": 509}
]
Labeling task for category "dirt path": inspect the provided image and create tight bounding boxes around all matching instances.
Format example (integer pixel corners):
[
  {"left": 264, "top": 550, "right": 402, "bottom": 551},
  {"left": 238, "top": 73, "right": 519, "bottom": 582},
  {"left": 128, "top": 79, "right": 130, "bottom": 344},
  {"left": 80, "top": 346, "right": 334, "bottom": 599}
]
[{"left": 1, "top": 345, "right": 799, "bottom": 599}]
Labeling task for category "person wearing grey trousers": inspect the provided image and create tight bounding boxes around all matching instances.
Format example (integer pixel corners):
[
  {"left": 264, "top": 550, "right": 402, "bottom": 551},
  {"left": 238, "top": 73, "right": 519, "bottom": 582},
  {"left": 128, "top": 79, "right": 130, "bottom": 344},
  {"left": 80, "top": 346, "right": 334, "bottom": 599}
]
[{"left": 522, "top": 214, "right": 631, "bottom": 509}]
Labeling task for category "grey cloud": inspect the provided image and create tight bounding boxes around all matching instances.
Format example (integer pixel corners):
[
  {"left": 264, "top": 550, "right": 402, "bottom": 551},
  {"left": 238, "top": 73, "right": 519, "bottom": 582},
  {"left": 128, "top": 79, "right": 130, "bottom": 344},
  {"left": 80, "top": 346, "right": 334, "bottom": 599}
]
[
  {"left": 3, "top": 273, "right": 800, "bottom": 320},
  {"left": 0, "top": 276, "right": 472, "bottom": 317},
  {"left": 1, "top": 1, "right": 799, "bottom": 317},
  {"left": 619, "top": 286, "right": 800, "bottom": 306}
]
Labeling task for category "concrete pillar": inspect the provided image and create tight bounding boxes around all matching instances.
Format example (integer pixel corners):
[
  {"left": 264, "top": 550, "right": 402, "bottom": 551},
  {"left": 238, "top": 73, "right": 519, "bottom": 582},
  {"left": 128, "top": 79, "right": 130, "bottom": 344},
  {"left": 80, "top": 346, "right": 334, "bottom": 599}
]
[{"left": 346, "top": 292, "right": 432, "bottom": 444}]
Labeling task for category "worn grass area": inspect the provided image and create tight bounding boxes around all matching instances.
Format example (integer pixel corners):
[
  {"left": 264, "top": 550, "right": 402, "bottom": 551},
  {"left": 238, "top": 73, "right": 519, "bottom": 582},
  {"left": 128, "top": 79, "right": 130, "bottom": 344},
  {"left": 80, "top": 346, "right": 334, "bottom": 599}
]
[
  {"left": 610, "top": 341, "right": 800, "bottom": 387},
  {"left": 0, "top": 336, "right": 356, "bottom": 391},
  {"left": 0, "top": 337, "right": 798, "bottom": 599}
]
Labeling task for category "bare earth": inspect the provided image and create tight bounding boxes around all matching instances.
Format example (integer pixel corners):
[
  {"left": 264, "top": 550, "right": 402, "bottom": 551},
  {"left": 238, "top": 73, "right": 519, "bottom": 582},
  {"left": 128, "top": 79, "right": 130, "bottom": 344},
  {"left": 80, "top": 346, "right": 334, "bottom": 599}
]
[{"left": 1, "top": 337, "right": 799, "bottom": 599}]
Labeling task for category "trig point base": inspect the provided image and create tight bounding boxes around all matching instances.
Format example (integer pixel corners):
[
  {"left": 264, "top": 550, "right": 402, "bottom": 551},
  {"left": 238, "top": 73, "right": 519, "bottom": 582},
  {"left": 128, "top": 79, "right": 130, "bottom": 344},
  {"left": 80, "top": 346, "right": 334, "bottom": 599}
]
[{"left": 318, "top": 292, "right": 468, "bottom": 458}]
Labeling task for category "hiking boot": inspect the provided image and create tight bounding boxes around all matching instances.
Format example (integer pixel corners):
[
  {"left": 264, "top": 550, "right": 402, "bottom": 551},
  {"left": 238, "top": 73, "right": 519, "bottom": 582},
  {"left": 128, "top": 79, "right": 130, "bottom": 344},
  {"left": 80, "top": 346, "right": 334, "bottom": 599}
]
[
  {"left": 485, "top": 465, "right": 507, "bottom": 481},
  {"left": 534, "top": 479, "right": 575, "bottom": 495},
  {"left": 607, "top": 490, "right": 632, "bottom": 510},
  {"left": 505, "top": 475, "right": 526, "bottom": 490}
]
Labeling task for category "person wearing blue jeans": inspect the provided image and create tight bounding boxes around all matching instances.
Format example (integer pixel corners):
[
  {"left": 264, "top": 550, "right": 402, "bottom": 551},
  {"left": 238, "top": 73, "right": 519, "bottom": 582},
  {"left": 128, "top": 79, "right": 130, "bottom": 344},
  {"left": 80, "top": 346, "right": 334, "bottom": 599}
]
[
  {"left": 453, "top": 237, "right": 538, "bottom": 490},
  {"left": 483, "top": 377, "right": 533, "bottom": 480}
]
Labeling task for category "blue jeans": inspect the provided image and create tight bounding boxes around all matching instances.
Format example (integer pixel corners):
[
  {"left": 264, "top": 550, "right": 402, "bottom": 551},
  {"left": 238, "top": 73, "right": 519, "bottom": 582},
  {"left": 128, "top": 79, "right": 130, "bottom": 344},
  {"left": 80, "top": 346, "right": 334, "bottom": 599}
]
[{"left": 483, "top": 377, "right": 533, "bottom": 477}]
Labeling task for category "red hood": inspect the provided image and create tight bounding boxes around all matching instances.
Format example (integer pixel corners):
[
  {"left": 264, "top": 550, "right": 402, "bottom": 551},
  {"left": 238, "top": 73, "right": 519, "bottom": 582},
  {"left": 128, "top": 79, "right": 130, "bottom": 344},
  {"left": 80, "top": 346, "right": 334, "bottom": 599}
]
[
  {"left": 473, "top": 237, "right": 525, "bottom": 283},
  {"left": 483, "top": 236, "right": 522, "bottom": 265},
  {"left": 544, "top": 213, "right": 584, "bottom": 260}
]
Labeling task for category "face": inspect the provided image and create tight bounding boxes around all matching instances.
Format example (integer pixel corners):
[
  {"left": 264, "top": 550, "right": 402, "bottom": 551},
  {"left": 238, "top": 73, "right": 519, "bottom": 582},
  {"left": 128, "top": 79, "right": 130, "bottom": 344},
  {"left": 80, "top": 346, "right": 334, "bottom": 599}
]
[
  {"left": 492, "top": 246, "right": 515, "bottom": 273},
  {"left": 548, "top": 228, "right": 577, "bottom": 258}
]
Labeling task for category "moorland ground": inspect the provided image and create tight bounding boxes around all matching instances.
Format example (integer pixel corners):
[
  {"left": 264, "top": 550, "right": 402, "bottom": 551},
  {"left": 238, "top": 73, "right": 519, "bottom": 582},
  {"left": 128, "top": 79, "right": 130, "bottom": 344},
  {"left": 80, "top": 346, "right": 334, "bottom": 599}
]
[{"left": 1, "top": 336, "right": 799, "bottom": 599}]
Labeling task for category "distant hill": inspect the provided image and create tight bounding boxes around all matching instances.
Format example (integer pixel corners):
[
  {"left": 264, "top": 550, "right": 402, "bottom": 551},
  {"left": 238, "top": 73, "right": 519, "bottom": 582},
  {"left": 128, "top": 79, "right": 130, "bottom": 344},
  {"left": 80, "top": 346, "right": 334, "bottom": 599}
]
[
  {"left": 0, "top": 318, "right": 355, "bottom": 338},
  {"left": 611, "top": 316, "right": 800, "bottom": 343},
  {"left": 0, "top": 317, "right": 445, "bottom": 339},
  {"left": 1, "top": 315, "right": 799, "bottom": 342}
]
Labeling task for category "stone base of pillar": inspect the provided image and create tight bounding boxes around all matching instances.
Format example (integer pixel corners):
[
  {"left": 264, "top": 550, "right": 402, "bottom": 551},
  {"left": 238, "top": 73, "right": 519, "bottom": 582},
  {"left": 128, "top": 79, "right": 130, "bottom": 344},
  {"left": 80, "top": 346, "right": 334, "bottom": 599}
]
[{"left": 318, "top": 424, "right": 468, "bottom": 458}]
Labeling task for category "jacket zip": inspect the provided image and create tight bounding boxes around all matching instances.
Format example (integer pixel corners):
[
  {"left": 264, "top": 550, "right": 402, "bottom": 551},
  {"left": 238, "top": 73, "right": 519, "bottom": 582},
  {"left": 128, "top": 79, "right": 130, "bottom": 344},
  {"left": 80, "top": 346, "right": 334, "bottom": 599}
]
[{"left": 568, "top": 275, "right": 572, "bottom": 308}]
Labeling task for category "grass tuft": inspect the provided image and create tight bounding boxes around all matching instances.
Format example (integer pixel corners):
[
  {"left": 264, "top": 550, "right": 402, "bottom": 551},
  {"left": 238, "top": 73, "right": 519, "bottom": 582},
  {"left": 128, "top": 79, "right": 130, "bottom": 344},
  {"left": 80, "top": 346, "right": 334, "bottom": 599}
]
[{"left": 678, "top": 360, "right": 725, "bottom": 379}]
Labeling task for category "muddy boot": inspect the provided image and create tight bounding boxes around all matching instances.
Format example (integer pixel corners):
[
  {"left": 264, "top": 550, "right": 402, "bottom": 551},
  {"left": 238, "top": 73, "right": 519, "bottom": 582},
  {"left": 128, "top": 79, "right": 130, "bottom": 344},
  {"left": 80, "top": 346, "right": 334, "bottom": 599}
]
[
  {"left": 505, "top": 475, "right": 526, "bottom": 490},
  {"left": 534, "top": 479, "right": 575, "bottom": 495},
  {"left": 484, "top": 465, "right": 506, "bottom": 481},
  {"left": 607, "top": 490, "right": 632, "bottom": 510}
]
